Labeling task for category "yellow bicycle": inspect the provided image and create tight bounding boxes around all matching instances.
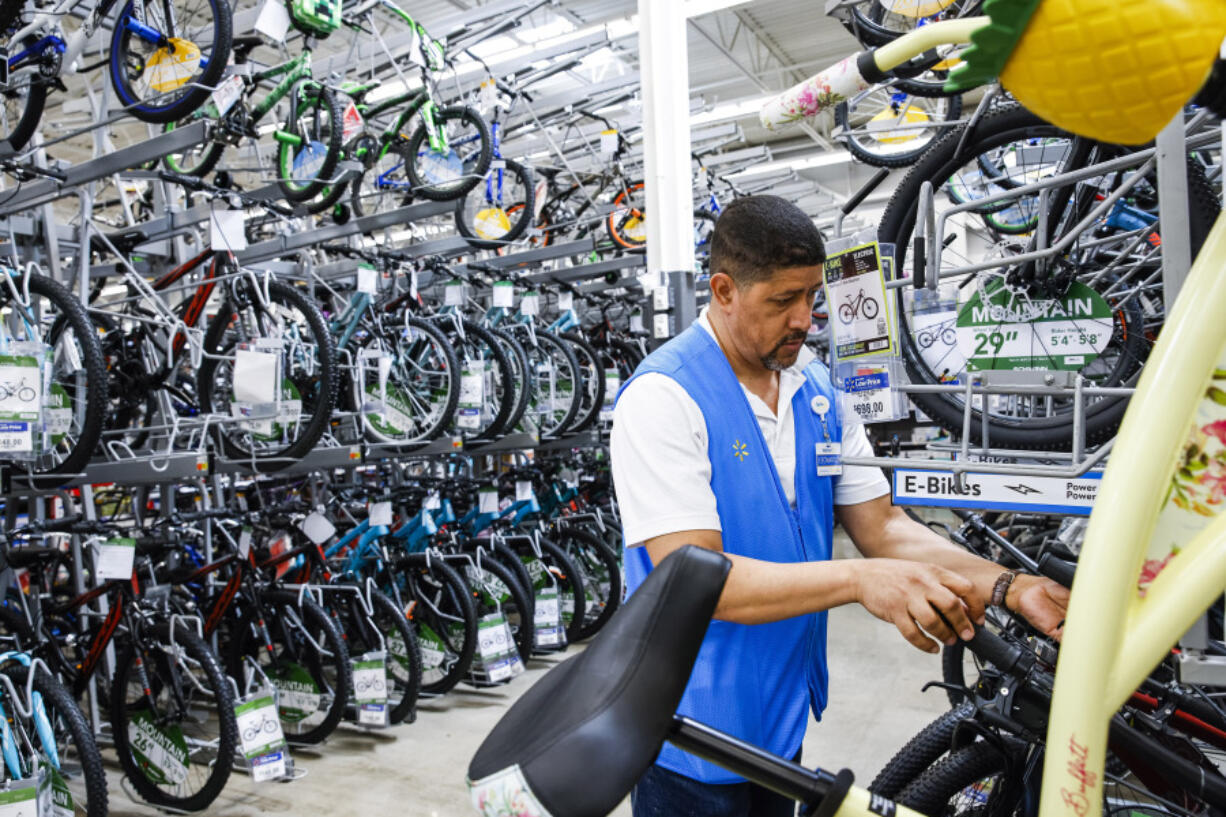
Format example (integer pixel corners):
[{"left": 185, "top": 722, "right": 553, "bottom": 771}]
[{"left": 466, "top": 3, "right": 1226, "bottom": 816}]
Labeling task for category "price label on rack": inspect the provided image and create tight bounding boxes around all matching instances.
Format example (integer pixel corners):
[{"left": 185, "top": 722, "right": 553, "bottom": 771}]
[
  {"left": 478, "top": 488, "right": 499, "bottom": 515},
  {"left": 239, "top": 527, "right": 253, "bottom": 559},
  {"left": 458, "top": 360, "right": 484, "bottom": 430},
  {"left": 478, "top": 79, "right": 498, "bottom": 112},
  {"left": 254, "top": 0, "right": 291, "bottom": 42},
  {"left": 368, "top": 501, "right": 393, "bottom": 527},
  {"left": 630, "top": 310, "right": 644, "bottom": 333},
  {"left": 836, "top": 361, "right": 909, "bottom": 425},
  {"left": 492, "top": 281, "right": 514, "bottom": 308},
  {"left": 353, "top": 652, "right": 389, "bottom": 726},
  {"left": 558, "top": 291, "right": 574, "bottom": 312},
  {"left": 824, "top": 238, "right": 894, "bottom": 361},
  {"left": 0, "top": 352, "right": 41, "bottom": 451},
  {"left": 95, "top": 538, "right": 136, "bottom": 581},
  {"left": 533, "top": 589, "right": 563, "bottom": 648},
  {"left": 211, "top": 74, "right": 244, "bottom": 116},
  {"left": 515, "top": 481, "right": 534, "bottom": 503},
  {"left": 600, "top": 369, "right": 620, "bottom": 422},
  {"left": 444, "top": 280, "right": 465, "bottom": 306},
  {"left": 520, "top": 292, "right": 540, "bottom": 316},
  {"left": 234, "top": 689, "right": 290, "bottom": 782},
  {"left": 599, "top": 129, "right": 618, "bottom": 156},
  {"left": 209, "top": 203, "right": 247, "bottom": 251},
  {"left": 299, "top": 512, "right": 336, "bottom": 545},
  {"left": 357, "top": 264, "right": 378, "bottom": 295}
]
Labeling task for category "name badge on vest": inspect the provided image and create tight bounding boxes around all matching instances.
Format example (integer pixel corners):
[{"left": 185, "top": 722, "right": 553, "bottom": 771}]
[{"left": 816, "top": 442, "right": 842, "bottom": 477}]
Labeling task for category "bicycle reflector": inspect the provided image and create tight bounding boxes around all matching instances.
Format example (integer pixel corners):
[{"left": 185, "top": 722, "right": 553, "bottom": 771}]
[{"left": 947, "top": 0, "right": 1226, "bottom": 145}]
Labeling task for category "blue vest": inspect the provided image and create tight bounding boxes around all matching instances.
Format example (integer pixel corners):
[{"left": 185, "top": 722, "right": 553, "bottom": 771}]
[{"left": 619, "top": 324, "right": 841, "bottom": 784}]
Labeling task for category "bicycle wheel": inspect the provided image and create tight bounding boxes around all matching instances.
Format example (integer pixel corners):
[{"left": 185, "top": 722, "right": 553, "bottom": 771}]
[
  {"left": 509, "top": 327, "right": 582, "bottom": 438},
  {"left": 0, "top": 54, "right": 47, "bottom": 153},
  {"left": 547, "top": 527, "right": 622, "bottom": 641},
  {"left": 405, "top": 105, "right": 493, "bottom": 201},
  {"left": 395, "top": 554, "right": 478, "bottom": 695},
  {"left": 276, "top": 83, "right": 344, "bottom": 203},
  {"left": 227, "top": 589, "right": 351, "bottom": 745},
  {"left": 870, "top": 702, "right": 978, "bottom": 799},
  {"left": 836, "top": 87, "right": 963, "bottom": 169},
  {"left": 14, "top": 272, "right": 108, "bottom": 486},
  {"left": 350, "top": 138, "right": 413, "bottom": 218},
  {"left": 453, "top": 554, "right": 535, "bottom": 665},
  {"left": 840, "top": 0, "right": 982, "bottom": 47},
  {"left": 3, "top": 663, "right": 107, "bottom": 817},
  {"left": 307, "top": 131, "right": 370, "bottom": 215},
  {"left": 557, "top": 331, "right": 605, "bottom": 433},
  {"left": 197, "top": 277, "right": 337, "bottom": 466},
  {"left": 110, "top": 621, "right": 238, "bottom": 812},
  {"left": 108, "top": 0, "right": 232, "bottom": 124},
  {"left": 896, "top": 741, "right": 1014, "bottom": 817},
  {"left": 367, "top": 589, "right": 421, "bottom": 725},
  {"left": 606, "top": 180, "right": 647, "bottom": 250},
  {"left": 454, "top": 159, "right": 536, "bottom": 249},
  {"left": 354, "top": 317, "right": 460, "bottom": 446},
  {"left": 431, "top": 318, "right": 513, "bottom": 441},
  {"left": 161, "top": 117, "right": 227, "bottom": 177},
  {"left": 487, "top": 328, "right": 532, "bottom": 436},
  {"left": 880, "top": 104, "right": 1218, "bottom": 450}
]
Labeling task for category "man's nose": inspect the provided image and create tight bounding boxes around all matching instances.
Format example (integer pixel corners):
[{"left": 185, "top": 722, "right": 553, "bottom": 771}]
[{"left": 788, "top": 302, "right": 812, "bottom": 331}]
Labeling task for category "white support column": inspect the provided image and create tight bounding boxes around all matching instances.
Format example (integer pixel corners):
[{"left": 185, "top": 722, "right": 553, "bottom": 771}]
[{"left": 638, "top": 0, "right": 696, "bottom": 338}]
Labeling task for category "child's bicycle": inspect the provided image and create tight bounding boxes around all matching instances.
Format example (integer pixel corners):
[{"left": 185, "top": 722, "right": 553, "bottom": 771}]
[{"left": 466, "top": 2, "right": 1226, "bottom": 817}]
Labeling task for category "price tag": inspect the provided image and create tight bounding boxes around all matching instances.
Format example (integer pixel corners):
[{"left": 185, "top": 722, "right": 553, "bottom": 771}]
[
  {"left": 0, "top": 353, "right": 41, "bottom": 422},
  {"left": 95, "top": 538, "right": 136, "bottom": 581},
  {"left": 368, "top": 501, "right": 393, "bottom": 527},
  {"left": 600, "top": 369, "right": 620, "bottom": 422},
  {"left": 533, "top": 589, "right": 564, "bottom": 648},
  {"left": 478, "top": 488, "right": 499, "bottom": 514},
  {"left": 0, "top": 776, "right": 39, "bottom": 815},
  {"left": 211, "top": 74, "right": 244, "bottom": 116},
  {"left": 816, "top": 442, "right": 843, "bottom": 477},
  {"left": 239, "top": 527, "right": 253, "bottom": 559},
  {"left": 515, "top": 481, "right": 533, "bottom": 503},
  {"left": 520, "top": 293, "right": 540, "bottom": 316},
  {"left": 492, "top": 281, "right": 514, "bottom": 308},
  {"left": 209, "top": 204, "right": 247, "bottom": 251},
  {"left": 824, "top": 237, "right": 894, "bottom": 360},
  {"left": 298, "top": 512, "right": 336, "bottom": 545},
  {"left": 353, "top": 652, "right": 388, "bottom": 709},
  {"left": 357, "top": 264, "right": 378, "bottom": 295},
  {"left": 630, "top": 310, "right": 644, "bottom": 333},
  {"left": 472, "top": 614, "right": 523, "bottom": 683},
  {"left": 233, "top": 346, "right": 278, "bottom": 405},
  {"left": 600, "top": 129, "right": 618, "bottom": 156},
  {"left": 235, "top": 689, "right": 290, "bottom": 781},
  {"left": 444, "top": 280, "right": 465, "bottom": 306},
  {"left": 559, "top": 468, "right": 578, "bottom": 488},
  {"left": 478, "top": 79, "right": 497, "bottom": 112},
  {"left": 406, "top": 25, "right": 424, "bottom": 67},
  {"left": 457, "top": 361, "right": 484, "bottom": 430},
  {"left": 410, "top": 270, "right": 419, "bottom": 300},
  {"left": 653, "top": 313, "right": 671, "bottom": 339},
  {"left": 424, "top": 492, "right": 441, "bottom": 510},
  {"left": 557, "top": 291, "right": 574, "bottom": 312},
  {"left": 254, "top": 0, "right": 291, "bottom": 42},
  {"left": 837, "top": 363, "right": 907, "bottom": 424},
  {"left": 0, "top": 421, "right": 33, "bottom": 454}
]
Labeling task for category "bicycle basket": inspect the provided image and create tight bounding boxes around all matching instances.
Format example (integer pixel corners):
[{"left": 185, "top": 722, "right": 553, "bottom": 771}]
[{"left": 288, "top": 0, "right": 342, "bottom": 37}]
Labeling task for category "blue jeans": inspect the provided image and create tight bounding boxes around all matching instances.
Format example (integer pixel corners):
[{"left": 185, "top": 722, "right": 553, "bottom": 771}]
[{"left": 630, "top": 756, "right": 799, "bottom": 817}]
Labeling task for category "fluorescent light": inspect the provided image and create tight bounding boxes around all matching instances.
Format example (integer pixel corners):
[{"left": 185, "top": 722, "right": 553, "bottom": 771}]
[
  {"left": 689, "top": 94, "right": 771, "bottom": 127},
  {"left": 731, "top": 151, "right": 854, "bottom": 177}
]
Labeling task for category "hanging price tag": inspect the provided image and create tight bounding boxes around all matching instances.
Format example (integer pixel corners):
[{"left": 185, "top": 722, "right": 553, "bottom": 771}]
[
  {"left": 410, "top": 270, "right": 419, "bottom": 300},
  {"left": 600, "top": 369, "right": 620, "bottom": 422},
  {"left": 479, "top": 79, "right": 498, "bottom": 112},
  {"left": 515, "top": 481, "right": 534, "bottom": 503},
  {"left": 599, "top": 129, "right": 618, "bottom": 156},
  {"left": 492, "top": 281, "right": 514, "bottom": 308},
  {"left": 353, "top": 652, "right": 389, "bottom": 726},
  {"left": 629, "top": 310, "right": 644, "bottom": 333},
  {"left": 835, "top": 360, "right": 909, "bottom": 424},
  {"left": 209, "top": 204, "right": 248, "bottom": 251},
  {"left": 211, "top": 74, "right": 244, "bottom": 116},
  {"left": 235, "top": 689, "right": 290, "bottom": 782},
  {"left": 299, "top": 512, "right": 336, "bottom": 545},
  {"left": 424, "top": 492, "right": 441, "bottom": 510},
  {"left": 239, "top": 527, "right": 253, "bottom": 559},
  {"left": 478, "top": 488, "right": 499, "bottom": 514},
  {"left": 520, "top": 292, "right": 540, "bottom": 316},
  {"left": 95, "top": 538, "right": 136, "bottom": 581},
  {"left": 0, "top": 776, "right": 39, "bottom": 816},
  {"left": 368, "top": 501, "right": 393, "bottom": 527},
  {"left": 472, "top": 613, "right": 523, "bottom": 683},
  {"left": 357, "top": 264, "right": 378, "bottom": 295},
  {"left": 558, "top": 291, "right": 574, "bottom": 312},
  {"left": 444, "top": 280, "right": 465, "bottom": 306},
  {"left": 533, "top": 588, "right": 564, "bottom": 648},
  {"left": 254, "top": 0, "right": 291, "bottom": 42},
  {"left": 457, "top": 360, "right": 484, "bottom": 430}
]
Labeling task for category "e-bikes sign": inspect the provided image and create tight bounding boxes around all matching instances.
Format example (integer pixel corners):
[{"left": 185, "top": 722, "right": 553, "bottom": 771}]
[{"left": 892, "top": 469, "right": 1102, "bottom": 515}]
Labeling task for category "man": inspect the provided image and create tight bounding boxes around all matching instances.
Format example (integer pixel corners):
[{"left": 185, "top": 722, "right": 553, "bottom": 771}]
[{"left": 610, "top": 195, "right": 1068, "bottom": 817}]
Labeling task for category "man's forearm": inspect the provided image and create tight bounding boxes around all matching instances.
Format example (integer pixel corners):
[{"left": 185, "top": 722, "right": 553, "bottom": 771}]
[
  {"left": 871, "top": 511, "right": 1007, "bottom": 606},
  {"left": 715, "top": 554, "right": 861, "bottom": 624}
]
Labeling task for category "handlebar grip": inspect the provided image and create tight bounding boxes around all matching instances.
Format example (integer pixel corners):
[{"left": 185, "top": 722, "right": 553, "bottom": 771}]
[
  {"left": 158, "top": 170, "right": 206, "bottom": 190},
  {"left": 759, "top": 52, "right": 877, "bottom": 130},
  {"left": 265, "top": 200, "right": 296, "bottom": 218},
  {"left": 961, "top": 626, "right": 1034, "bottom": 677},
  {"left": 1036, "top": 552, "right": 1076, "bottom": 589}
]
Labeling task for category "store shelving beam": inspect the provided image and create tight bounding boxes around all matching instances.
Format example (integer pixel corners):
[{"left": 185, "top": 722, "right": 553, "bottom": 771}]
[
  {"left": 212, "top": 445, "right": 363, "bottom": 476},
  {"left": 365, "top": 437, "right": 464, "bottom": 461},
  {"left": 466, "top": 432, "right": 539, "bottom": 455},
  {"left": 0, "top": 121, "right": 212, "bottom": 218},
  {"left": 451, "top": 237, "right": 595, "bottom": 276},
  {"left": 522, "top": 253, "right": 644, "bottom": 285},
  {"left": 235, "top": 199, "right": 453, "bottom": 266}
]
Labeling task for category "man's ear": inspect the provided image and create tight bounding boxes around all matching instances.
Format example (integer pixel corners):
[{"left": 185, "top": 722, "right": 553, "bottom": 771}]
[{"left": 709, "top": 272, "right": 737, "bottom": 308}]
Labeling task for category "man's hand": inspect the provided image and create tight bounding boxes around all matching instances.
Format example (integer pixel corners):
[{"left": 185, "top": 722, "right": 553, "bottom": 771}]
[
  {"left": 1006, "top": 574, "right": 1070, "bottom": 640},
  {"left": 854, "top": 559, "right": 987, "bottom": 654}
]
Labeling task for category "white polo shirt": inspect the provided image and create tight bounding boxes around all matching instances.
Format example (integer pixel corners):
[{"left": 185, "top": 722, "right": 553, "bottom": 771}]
[{"left": 611, "top": 310, "right": 889, "bottom": 547}]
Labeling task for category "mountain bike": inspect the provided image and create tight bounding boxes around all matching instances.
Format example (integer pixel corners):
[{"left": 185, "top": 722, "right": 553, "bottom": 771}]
[
  {"left": 1, "top": 0, "right": 232, "bottom": 151},
  {"left": 838, "top": 288, "right": 881, "bottom": 323},
  {"left": 469, "top": 6, "right": 1226, "bottom": 817}
]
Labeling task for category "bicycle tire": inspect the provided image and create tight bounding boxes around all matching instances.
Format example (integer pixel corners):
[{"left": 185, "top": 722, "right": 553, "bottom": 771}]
[
  {"left": 606, "top": 180, "right": 647, "bottom": 250},
  {"left": 508, "top": 536, "right": 587, "bottom": 645},
  {"left": 546, "top": 527, "right": 622, "bottom": 641},
  {"left": 431, "top": 318, "right": 513, "bottom": 441},
  {"left": 452, "top": 552, "right": 535, "bottom": 664},
  {"left": 836, "top": 90, "right": 963, "bottom": 169},
  {"left": 197, "top": 277, "right": 337, "bottom": 466},
  {"left": 227, "top": 588, "right": 351, "bottom": 745},
  {"left": 879, "top": 104, "right": 1219, "bottom": 450},
  {"left": 161, "top": 118, "right": 227, "bottom": 177},
  {"left": 396, "top": 553, "right": 479, "bottom": 696},
  {"left": 455, "top": 159, "right": 536, "bottom": 249},
  {"left": 512, "top": 328, "right": 582, "bottom": 438},
  {"left": 0, "top": 62, "right": 47, "bottom": 153},
  {"left": 108, "top": 0, "right": 233, "bottom": 124},
  {"left": 367, "top": 588, "right": 422, "bottom": 724},
  {"left": 4, "top": 663, "right": 108, "bottom": 817},
  {"left": 487, "top": 327, "right": 532, "bottom": 435},
  {"left": 307, "top": 131, "right": 370, "bottom": 215},
  {"left": 17, "top": 272, "right": 109, "bottom": 486},
  {"left": 354, "top": 316, "right": 460, "bottom": 446},
  {"left": 869, "top": 702, "right": 977, "bottom": 799},
  {"left": 896, "top": 742, "right": 1010, "bottom": 817},
  {"left": 558, "top": 331, "right": 605, "bottom": 433},
  {"left": 405, "top": 105, "right": 493, "bottom": 201},
  {"left": 277, "top": 83, "right": 344, "bottom": 203},
  {"left": 110, "top": 621, "right": 238, "bottom": 812}
]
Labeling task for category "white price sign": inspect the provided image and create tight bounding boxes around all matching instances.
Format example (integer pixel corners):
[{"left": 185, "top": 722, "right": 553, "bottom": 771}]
[
  {"left": 209, "top": 204, "right": 247, "bottom": 251},
  {"left": 95, "top": 538, "right": 136, "bottom": 581},
  {"left": 357, "top": 265, "right": 378, "bottom": 295},
  {"left": 492, "top": 281, "right": 514, "bottom": 308},
  {"left": 235, "top": 691, "right": 287, "bottom": 762},
  {"left": 353, "top": 653, "right": 388, "bottom": 704},
  {"left": 515, "top": 480, "right": 534, "bottom": 503},
  {"left": 520, "top": 293, "right": 540, "bottom": 316},
  {"left": 840, "top": 368, "right": 901, "bottom": 424},
  {"left": 444, "top": 281, "right": 465, "bottom": 306},
  {"left": 558, "top": 291, "right": 574, "bottom": 312},
  {"left": 368, "top": 501, "right": 393, "bottom": 527},
  {"left": 824, "top": 240, "right": 894, "bottom": 360},
  {"left": 299, "top": 512, "right": 336, "bottom": 545},
  {"left": 211, "top": 74, "right": 244, "bottom": 116},
  {"left": 478, "top": 489, "right": 499, "bottom": 515}
]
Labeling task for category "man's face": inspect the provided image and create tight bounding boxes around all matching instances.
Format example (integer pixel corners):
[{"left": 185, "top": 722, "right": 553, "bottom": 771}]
[{"left": 718, "top": 264, "right": 823, "bottom": 372}]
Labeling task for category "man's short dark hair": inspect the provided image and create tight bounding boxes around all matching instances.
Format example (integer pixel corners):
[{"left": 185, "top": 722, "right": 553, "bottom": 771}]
[{"left": 709, "top": 195, "right": 825, "bottom": 287}]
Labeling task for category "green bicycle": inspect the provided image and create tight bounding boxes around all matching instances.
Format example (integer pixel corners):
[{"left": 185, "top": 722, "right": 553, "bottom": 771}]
[{"left": 161, "top": 34, "right": 343, "bottom": 203}]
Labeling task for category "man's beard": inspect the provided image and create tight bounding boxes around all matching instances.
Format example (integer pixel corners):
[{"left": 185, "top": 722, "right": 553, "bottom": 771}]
[{"left": 760, "top": 332, "right": 807, "bottom": 371}]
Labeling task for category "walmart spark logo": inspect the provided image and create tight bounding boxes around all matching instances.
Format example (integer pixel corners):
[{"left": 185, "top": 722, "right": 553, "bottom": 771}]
[{"left": 732, "top": 440, "right": 749, "bottom": 462}]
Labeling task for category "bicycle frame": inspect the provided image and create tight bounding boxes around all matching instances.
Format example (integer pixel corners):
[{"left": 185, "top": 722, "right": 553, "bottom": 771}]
[
  {"left": 8, "top": 0, "right": 150, "bottom": 83},
  {"left": 249, "top": 50, "right": 317, "bottom": 135}
]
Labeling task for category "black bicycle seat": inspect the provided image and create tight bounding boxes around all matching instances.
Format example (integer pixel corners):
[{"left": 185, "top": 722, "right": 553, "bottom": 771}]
[
  {"left": 467, "top": 544, "right": 729, "bottom": 817},
  {"left": 231, "top": 35, "right": 263, "bottom": 63}
]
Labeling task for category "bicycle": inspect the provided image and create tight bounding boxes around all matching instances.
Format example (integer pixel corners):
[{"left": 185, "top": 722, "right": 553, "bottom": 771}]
[
  {"left": 915, "top": 324, "right": 956, "bottom": 350},
  {"left": 1, "top": 0, "right": 232, "bottom": 151},
  {"left": 241, "top": 713, "right": 280, "bottom": 744},
  {"left": 468, "top": 5, "right": 1226, "bottom": 817},
  {"left": 0, "top": 378, "right": 37, "bottom": 404},
  {"left": 838, "top": 288, "right": 881, "bottom": 324}
]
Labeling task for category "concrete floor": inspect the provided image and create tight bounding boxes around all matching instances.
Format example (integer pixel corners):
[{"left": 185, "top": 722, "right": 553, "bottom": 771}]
[{"left": 100, "top": 533, "right": 952, "bottom": 816}]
